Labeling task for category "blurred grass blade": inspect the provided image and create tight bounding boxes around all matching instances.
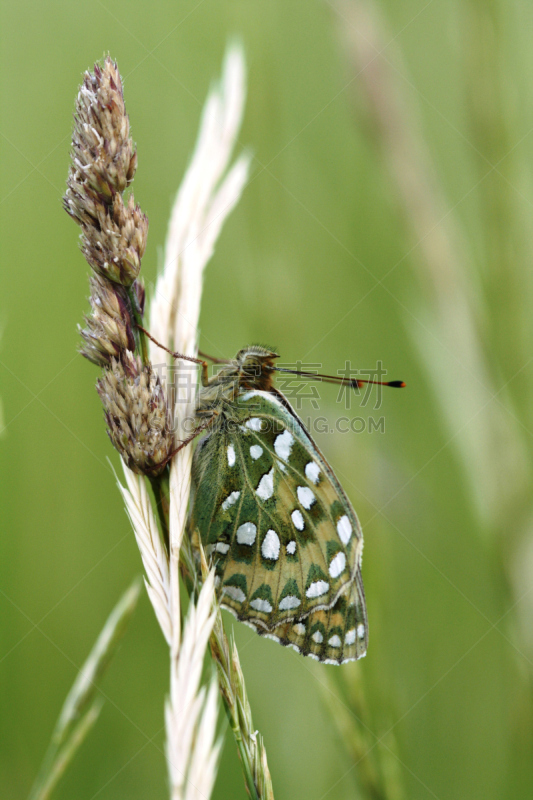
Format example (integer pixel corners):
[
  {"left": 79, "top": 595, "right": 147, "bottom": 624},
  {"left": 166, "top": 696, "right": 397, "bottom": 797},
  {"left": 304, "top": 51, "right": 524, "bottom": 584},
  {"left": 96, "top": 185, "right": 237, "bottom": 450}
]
[
  {"left": 29, "top": 700, "right": 103, "bottom": 800},
  {"left": 332, "top": 0, "right": 529, "bottom": 529},
  {"left": 320, "top": 668, "right": 404, "bottom": 800},
  {"left": 28, "top": 579, "right": 141, "bottom": 800}
]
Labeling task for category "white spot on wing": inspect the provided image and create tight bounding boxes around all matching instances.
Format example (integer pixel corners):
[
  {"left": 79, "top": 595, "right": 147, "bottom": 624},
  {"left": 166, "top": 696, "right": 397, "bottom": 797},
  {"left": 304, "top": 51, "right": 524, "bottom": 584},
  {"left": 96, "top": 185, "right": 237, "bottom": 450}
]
[
  {"left": 250, "top": 598, "right": 273, "bottom": 613},
  {"left": 215, "top": 542, "right": 230, "bottom": 554},
  {"left": 308, "top": 653, "right": 320, "bottom": 661},
  {"left": 250, "top": 444, "right": 263, "bottom": 460},
  {"left": 236, "top": 522, "right": 257, "bottom": 546},
  {"left": 293, "top": 623, "right": 306, "bottom": 636},
  {"left": 329, "top": 552, "right": 346, "bottom": 578},
  {"left": 286, "top": 540, "right": 296, "bottom": 555},
  {"left": 279, "top": 595, "right": 301, "bottom": 611},
  {"left": 337, "top": 515, "right": 352, "bottom": 545},
  {"left": 227, "top": 444, "right": 236, "bottom": 467},
  {"left": 261, "top": 529, "right": 280, "bottom": 560},
  {"left": 357, "top": 623, "right": 366, "bottom": 639},
  {"left": 345, "top": 629, "right": 356, "bottom": 645},
  {"left": 291, "top": 510, "right": 304, "bottom": 530},
  {"left": 245, "top": 417, "right": 263, "bottom": 432},
  {"left": 274, "top": 429, "right": 294, "bottom": 462},
  {"left": 306, "top": 580, "right": 329, "bottom": 599},
  {"left": 328, "top": 635, "right": 342, "bottom": 648},
  {"left": 312, "top": 630, "right": 323, "bottom": 644},
  {"left": 297, "top": 486, "right": 315, "bottom": 509},
  {"left": 223, "top": 586, "right": 246, "bottom": 603},
  {"left": 221, "top": 491, "right": 240, "bottom": 511},
  {"left": 256, "top": 468, "right": 274, "bottom": 500},
  {"left": 305, "top": 461, "right": 320, "bottom": 484}
]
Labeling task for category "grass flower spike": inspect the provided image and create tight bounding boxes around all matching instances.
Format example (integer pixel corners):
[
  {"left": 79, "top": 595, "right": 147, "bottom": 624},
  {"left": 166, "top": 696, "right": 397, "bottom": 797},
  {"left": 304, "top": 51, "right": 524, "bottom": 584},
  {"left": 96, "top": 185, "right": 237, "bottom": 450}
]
[
  {"left": 65, "top": 56, "right": 172, "bottom": 476},
  {"left": 149, "top": 45, "right": 250, "bottom": 366},
  {"left": 65, "top": 59, "right": 136, "bottom": 202},
  {"left": 97, "top": 355, "right": 174, "bottom": 476},
  {"left": 118, "top": 464, "right": 172, "bottom": 645},
  {"left": 80, "top": 192, "right": 148, "bottom": 287},
  {"left": 79, "top": 274, "right": 136, "bottom": 366},
  {"left": 64, "top": 58, "right": 146, "bottom": 287},
  {"left": 166, "top": 570, "right": 221, "bottom": 800}
]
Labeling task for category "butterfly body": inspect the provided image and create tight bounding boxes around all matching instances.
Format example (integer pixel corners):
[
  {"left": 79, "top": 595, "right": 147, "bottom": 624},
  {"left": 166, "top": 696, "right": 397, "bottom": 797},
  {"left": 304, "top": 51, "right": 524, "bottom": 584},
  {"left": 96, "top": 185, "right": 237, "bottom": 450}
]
[{"left": 187, "top": 346, "right": 368, "bottom": 664}]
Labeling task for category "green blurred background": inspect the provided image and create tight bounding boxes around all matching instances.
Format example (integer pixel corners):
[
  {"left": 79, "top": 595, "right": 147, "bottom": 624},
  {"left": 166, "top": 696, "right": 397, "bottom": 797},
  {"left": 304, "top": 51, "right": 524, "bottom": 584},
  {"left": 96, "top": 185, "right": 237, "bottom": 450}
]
[{"left": 2, "top": 1, "right": 533, "bottom": 798}]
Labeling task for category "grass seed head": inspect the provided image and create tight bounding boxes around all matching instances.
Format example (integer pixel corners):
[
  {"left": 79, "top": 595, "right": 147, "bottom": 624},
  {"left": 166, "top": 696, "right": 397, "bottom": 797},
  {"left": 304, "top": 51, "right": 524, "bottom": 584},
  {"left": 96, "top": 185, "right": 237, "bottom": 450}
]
[
  {"left": 80, "top": 192, "right": 148, "bottom": 286},
  {"left": 97, "top": 356, "right": 173, "bottom": 476},
  {"left": 79, "top": 275, "right": 136, "bottom": 367},
  {"left": 64, "top": 57, "right": 146, "bottom": 287},
  {"left": 65, "top": 57, "right": 136, "bottom": 208}
]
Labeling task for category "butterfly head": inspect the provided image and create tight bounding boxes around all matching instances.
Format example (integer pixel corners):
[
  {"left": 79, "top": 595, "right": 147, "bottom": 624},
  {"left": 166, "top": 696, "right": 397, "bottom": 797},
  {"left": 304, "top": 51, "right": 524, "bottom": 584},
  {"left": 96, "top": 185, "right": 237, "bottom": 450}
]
[
  {"left": 196, "top": 346, "right": 279, "bottom": 412},
  {"left": 233, "top": 345, "right": 279, "bottom": 391}
]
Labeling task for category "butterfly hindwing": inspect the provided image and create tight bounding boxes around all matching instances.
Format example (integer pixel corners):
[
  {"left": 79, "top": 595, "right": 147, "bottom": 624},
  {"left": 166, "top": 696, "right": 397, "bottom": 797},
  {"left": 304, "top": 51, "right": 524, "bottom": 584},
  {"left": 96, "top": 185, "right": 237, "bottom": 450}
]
[
  {"left": 259, "top": 573, "right": 367, "bottom": 663},
  {"left": 187, "top": 389, "right": 367, "bottom": 660}
]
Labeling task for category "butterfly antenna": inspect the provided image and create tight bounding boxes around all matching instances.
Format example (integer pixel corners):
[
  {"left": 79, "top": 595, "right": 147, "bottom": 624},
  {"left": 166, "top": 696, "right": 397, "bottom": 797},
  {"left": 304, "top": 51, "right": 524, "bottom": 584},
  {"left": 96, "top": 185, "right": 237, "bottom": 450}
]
[{"left": 273, "top": 366, "right": 406, "bottom": 389}]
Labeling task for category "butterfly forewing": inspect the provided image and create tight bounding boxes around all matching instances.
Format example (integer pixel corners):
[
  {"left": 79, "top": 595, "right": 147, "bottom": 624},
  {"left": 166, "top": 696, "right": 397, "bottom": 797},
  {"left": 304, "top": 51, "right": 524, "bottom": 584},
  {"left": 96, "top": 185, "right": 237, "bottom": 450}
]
[{"left": 187, "top": 389, "right": 367, "bottom": 661}]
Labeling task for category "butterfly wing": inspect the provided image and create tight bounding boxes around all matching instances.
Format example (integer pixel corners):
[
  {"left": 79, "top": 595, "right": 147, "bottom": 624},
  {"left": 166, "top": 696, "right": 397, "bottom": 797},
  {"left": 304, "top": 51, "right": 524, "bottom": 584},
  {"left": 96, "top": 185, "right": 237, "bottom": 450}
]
[
  {"left": 260, "top": 573, "right": 367, "bottom": 663},
  {"left": 187, "top": 389, "right": 367, "bottom": 661}
]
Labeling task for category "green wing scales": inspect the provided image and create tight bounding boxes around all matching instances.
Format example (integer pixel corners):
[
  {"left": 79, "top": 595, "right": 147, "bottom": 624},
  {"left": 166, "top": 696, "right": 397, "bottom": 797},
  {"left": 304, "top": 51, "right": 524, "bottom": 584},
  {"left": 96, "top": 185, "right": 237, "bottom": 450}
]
[{"left": 266, "top": 575, "right": 367, "bottom": 663}]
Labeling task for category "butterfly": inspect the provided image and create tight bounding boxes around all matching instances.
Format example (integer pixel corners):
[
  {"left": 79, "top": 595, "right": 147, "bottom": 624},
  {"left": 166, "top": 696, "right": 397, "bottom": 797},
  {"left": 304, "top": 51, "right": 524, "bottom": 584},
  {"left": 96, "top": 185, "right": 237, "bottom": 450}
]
[{"left": 180, "top": 345, "right": 404, "bottom": 665}]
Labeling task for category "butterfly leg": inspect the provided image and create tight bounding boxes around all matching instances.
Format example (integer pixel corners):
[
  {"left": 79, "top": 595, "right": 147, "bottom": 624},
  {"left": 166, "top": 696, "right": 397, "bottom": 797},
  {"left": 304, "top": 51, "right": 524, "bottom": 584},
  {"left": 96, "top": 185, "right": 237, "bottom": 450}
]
[
  {"left": 136, "top": 325, "right": 210, "bottom": 386},
  {"left": 173, "top": 413, "right": 218, "bottom": 453},
  {"left": 146, "top": 412, "right": 219, "bottom": 472}
]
